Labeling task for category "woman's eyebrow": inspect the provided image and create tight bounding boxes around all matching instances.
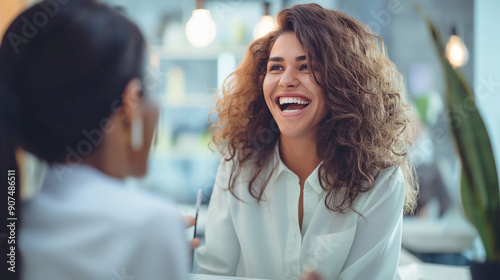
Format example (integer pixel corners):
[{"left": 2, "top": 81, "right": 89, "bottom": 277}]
[
  {"left": 267, "top": 55, "right": 307, "bottom": 62},
  {"left": 295, "top": 55, "right": 306, "bottom": 61},
  {"left": 268, "top": 56, "right": 283, "bottom": 62}
]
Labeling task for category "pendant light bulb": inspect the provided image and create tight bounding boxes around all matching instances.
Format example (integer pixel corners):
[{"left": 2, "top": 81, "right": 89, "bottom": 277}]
[
  {"left": 186, "top": 9, "right": 217, "bottom": 48},
  {"left": 253, "top": 15, "right": 275, "bottom": 39},
  {"left": 253, "top": 2, "right": 275, "bottom": 39},
  {"left": 445, "top": 27, "right": 469, "bottom": 68}
]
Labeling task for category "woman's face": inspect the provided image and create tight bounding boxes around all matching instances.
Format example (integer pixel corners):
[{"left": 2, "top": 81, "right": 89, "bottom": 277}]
[{"left": 263, "top": 31, "right": 327, "bottom": 142}]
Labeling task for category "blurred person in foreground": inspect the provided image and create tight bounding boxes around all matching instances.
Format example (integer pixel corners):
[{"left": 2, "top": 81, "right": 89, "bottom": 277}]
[
  {"left": 196, "top": 3, "right": 418, "bottom": 279},
  {"left": 0, "top": 0, "right": 194, "bottom": 279}
]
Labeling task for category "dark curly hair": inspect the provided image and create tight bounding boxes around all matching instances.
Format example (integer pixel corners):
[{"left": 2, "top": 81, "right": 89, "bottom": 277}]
[{"left": 211, "top": 3, "right": 418, "bottom": 214}]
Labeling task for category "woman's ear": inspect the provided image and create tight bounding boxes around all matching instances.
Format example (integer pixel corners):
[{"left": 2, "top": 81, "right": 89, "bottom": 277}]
[
  {"left": 120, "top": 78, "right": 158, "bottom": 177},
  {"left": 121, "top": 78, "right": 143, "bottom": 123},
  {"left": 121, "top": 78, "right": 145, "bottom": 151}
]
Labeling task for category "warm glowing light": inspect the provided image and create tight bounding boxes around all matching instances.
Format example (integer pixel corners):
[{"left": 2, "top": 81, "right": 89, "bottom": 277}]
[
  {"left": 185, "top": 9, "right": 217, "bottom": 48},
  {"left": 253, "top": 15, "right": 275, "bottom": 39},
  {"left": 445, "top": 35, "right": 469, "bottom": 68}
]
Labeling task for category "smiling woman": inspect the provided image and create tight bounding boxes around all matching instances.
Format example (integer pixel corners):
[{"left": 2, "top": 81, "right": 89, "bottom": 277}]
[
  {"left": 197, "top": 3, "right": 418, "bottom": 280},
  {"left": 263, "top": 32, "right": 327, "bottom": 147}
]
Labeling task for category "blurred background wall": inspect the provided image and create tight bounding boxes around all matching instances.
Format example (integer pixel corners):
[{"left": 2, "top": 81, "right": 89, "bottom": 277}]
[{"left": 0, "top": 0, "right": 27, "bottom": 40}]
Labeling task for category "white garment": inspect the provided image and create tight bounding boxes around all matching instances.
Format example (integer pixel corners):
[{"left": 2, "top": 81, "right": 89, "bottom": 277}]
[
  {"left": 20, "top": 164, "right": 189, "bottom": 280},
  {"left": 196, "top": 145, "right": 405, "bottom": 280}
]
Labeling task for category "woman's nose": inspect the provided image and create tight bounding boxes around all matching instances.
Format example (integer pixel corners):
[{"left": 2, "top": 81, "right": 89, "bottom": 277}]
[{"left": 279, "top": 69, "right": 299, "bottom": 88}]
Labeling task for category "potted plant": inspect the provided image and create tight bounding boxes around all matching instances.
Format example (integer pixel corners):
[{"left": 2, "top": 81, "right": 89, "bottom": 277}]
[{"left": 416, "top": 6, "right": 500, "bottom": 279}]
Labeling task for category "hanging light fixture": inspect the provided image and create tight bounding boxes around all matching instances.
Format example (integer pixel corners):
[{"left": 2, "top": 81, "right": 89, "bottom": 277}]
[
  {"left": 185, "top": 0, "right": 217, "bottom": 48},
  {"left": 445, "top": 25, "right": 469, "bottom": 68},
  {"left": 253, "top": 2, "right": 275, "bottom": 39}
]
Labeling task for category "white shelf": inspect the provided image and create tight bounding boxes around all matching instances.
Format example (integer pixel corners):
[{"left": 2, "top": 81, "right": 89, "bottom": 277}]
[
  {"left": 150, "top": 44, "right": 247, "bottom": 60},
  {"left": 159, "top": 94, "right": 217, "bottom": 108},
  {"left": 402, "top": 208, "right": 477, "bottom": 254}
]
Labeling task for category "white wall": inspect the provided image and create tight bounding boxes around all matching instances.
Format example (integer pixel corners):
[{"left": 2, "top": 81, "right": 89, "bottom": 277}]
[{"left": 474, "top": 0, "right": 500, "bottom": 182}]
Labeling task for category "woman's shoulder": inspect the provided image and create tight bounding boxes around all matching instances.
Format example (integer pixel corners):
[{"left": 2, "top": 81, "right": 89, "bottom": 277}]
[
  {"left": 20, "top": 168, "right": 187, "bottom": 280},
  {"left": 376, "top": 165, "right": 404, "bottom": 187},
  {"left": 28, "top": 164, "right": 184, "bottom": 237},
  {"left": 371, "top": 165, "right": 405, "bottom": 199},
  {"left": 354, "top": 165, "right": 405, "bottom": 214},
  {"left": 98, "top": 184, "right": 184, "bottom": 238}
]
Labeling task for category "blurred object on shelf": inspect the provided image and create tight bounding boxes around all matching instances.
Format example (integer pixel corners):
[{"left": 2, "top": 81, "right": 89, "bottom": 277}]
[
  {"left": 407, "top": 61, "right": 463, "bottom": 218},
  {"left": 217, "top": 52, "right": 236, "bottom": 90},
  {"left": 410, "top": 117, "right": 455, "bottom": 218},
  {"left": 166, "top": 66, "right": 186, "bottom": 105},
  {"left": 231, "top": 21, "right": 246, "bottom": 45},
  {"left": 413, "top": 90, "right": 443, "bottom": 127},
  {"left": 161, "top": 18, "right": 186, "bottom": 50}
]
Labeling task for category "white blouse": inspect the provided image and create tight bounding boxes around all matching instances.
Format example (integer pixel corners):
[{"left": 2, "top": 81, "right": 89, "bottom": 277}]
[
  {"left": 20, "top": 164, "right": 190, "bottom": 280},
  {"left": 196, "top": 145, "right": 405, "bottom": 280}
]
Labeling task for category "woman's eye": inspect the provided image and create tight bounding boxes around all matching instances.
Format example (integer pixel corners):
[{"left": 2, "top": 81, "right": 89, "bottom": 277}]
[
  {"left": 268, "top": 65, "right": 283, "bottom": 72},
  {"left": 299, "top": 64, "right": 309, "bottom": 71}
]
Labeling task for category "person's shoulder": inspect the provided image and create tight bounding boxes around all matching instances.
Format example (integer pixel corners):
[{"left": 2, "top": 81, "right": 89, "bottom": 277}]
[
  {"left": 131, "top": 190, "right": 186, "bottom": 243},
  {"left": 88, "top": 186, "right": 187, "bottom": 278},
  {"left": 355, "top": 165, "right": 405, "bottom": 214},
  {"left": 375, "top": 165, "right": 404, "bottom": 188},
  {"left": 110, "top": 186, "right": 183, "bottom": 230},
  {"left": 370, "top": 165, "right": 405, "bottom": 200}
]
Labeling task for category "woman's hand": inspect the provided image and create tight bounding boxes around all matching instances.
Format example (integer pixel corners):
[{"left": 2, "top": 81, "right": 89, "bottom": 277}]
[
  {"left": 300, "top": 271, "right": 323, "bottom": 280},
  {"left": 183, "top": 215, "right": 201, "bottom": 249}
]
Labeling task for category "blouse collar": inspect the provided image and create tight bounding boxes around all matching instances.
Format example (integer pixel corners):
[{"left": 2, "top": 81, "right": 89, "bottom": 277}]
[{"left": 271, "top": 142, "right": 323, "bottom": 195}]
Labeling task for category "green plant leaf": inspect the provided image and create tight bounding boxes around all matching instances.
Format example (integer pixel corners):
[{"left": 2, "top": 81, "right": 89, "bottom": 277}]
[
  {"left": 414, "top": 4, "right": 500, "bottom": 261},
  {"left": 461, "top": 171, "right": 496, "bottom": 259}
]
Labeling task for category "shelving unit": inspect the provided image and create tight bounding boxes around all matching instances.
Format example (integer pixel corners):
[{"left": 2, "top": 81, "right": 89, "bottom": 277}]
[{"left": 136, "top": 44, "right": 246, "bottom": 204}]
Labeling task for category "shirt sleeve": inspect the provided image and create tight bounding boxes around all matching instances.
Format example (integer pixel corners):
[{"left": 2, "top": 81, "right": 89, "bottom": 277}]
[
  {"left": 195, "top": 158, "right": 241, "bottom": 276},
  {"left": 338, "top": 167, "right": 405, "bottom": 280}
]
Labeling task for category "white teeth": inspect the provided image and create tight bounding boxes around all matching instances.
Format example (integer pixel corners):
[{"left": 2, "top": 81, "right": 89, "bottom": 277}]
[
  {"left": 278, "top": 97, "right": 311, "bottom": 105},
  {"left": 283, "top": 109, "right": 301, "bottom": 113}
]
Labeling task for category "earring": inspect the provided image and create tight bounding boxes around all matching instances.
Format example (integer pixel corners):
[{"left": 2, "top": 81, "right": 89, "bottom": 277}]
[{"left": 131, "top": 115, "right": 143, "bottom": 151}]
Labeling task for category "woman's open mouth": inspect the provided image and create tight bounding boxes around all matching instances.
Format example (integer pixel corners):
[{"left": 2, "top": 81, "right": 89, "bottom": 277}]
[{"left": 276, "top": 96, "right": 311, "bottom": 114}]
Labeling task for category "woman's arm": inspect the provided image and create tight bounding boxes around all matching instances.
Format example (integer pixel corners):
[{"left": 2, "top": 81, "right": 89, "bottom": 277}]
[
  {"left": 195, "top": 159, "right": 241, "bottom": 275},
  {"left": 338, "top": 167, "right": 405, "bottom": 280}
]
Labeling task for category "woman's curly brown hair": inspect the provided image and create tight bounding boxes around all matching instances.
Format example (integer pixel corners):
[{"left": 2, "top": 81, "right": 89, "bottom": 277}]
[{"left": 211, "top": 3, "right": 418, "bottom": 214}]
